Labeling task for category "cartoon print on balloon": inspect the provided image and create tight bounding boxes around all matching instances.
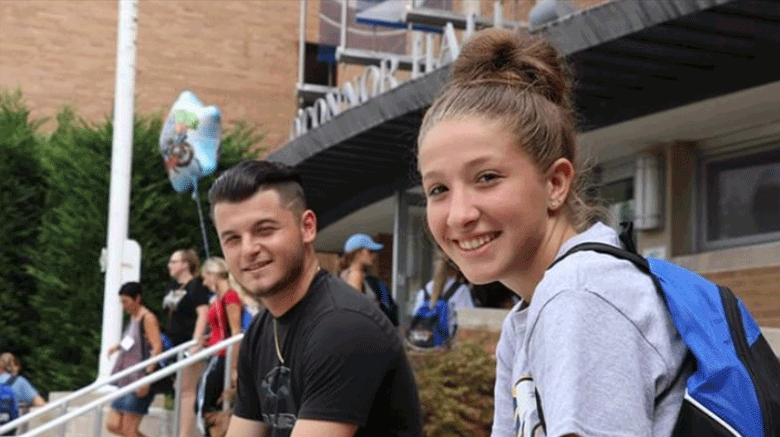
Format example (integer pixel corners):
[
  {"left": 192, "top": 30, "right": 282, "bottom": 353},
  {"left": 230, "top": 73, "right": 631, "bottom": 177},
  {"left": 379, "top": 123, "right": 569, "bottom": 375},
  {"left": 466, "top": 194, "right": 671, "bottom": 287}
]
[
  {"left": 163, "top": 109, "right": 197, "bottom": 172},
  {"left": 159, "top": 91, "right": 222, "bottom": 193}
]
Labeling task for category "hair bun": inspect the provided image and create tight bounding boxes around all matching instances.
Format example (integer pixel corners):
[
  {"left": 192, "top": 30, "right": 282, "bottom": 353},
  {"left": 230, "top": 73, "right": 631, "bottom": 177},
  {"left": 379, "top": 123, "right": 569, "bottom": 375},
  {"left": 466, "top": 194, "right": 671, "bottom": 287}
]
[{"left": 451, "top": 28, "right": 570, "bottom": 107}]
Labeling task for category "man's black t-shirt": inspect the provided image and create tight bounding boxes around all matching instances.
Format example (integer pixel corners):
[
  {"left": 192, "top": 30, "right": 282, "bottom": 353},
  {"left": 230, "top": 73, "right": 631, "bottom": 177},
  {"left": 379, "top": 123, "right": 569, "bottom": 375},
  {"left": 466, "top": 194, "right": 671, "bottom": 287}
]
[
  {"left": 234, "top": 269, "right": 423, "bottom": 437},
  {"left": 165, "top": 278, "right": 211, "bottom": 346}
]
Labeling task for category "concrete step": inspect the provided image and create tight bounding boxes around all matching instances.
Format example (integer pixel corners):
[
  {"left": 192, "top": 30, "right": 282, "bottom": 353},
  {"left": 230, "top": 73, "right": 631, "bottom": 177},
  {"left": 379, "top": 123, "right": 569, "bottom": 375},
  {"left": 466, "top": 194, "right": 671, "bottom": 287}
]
[{"left": 21, "top": 389, "right": 173, "bottom": 437}]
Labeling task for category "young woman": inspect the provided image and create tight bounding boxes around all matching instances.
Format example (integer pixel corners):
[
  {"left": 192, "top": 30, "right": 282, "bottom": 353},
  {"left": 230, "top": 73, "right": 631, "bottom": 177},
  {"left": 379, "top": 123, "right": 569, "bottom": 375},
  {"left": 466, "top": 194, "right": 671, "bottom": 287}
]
[
  {"left": 161, "top": 248, "right": 210, "bottom": 437},
  {"left": 196, "top": 257, "right": 243, "bottom": 436},
  {"left": 0, "top": 352, "right": 47, "bottom": 422},
  {"left": 106, "top": 282, "right": 163, "bottom": 437},
  {"left": 416, "top": 28, "right": 688, "bottom": 437}
]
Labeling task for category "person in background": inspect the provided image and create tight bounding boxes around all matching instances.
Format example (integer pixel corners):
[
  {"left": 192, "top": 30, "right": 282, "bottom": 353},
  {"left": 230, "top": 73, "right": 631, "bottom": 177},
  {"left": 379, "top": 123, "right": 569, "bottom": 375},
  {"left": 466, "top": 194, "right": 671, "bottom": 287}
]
[
  {"left": 0, "top": 352, "right": 46, "bottom": 410},
  {"left": 161, "top": 248, "right": 210, "bottom": 437},
  {"left": 339, "top": 233, "right": 399, "bottom": 326},
  {"left": 196, "top": 257, "right": 243, "bottom": 436},
  {"left": 412, "top": 255, "right": 474, "bottom": 320},
  {"left": 106, "top": 282, "right": 163, "bottom": 437}
]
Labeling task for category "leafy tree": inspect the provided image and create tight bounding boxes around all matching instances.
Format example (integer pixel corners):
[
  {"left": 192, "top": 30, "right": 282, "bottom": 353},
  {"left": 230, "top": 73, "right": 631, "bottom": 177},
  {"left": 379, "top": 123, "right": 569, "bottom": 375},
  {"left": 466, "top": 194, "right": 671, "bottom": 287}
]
[
  {"left": 0, "top": 90, "right": 46, "bottom": 366},
  {"left": 24, "top": 106, "right": 262, "bottom": 393}
]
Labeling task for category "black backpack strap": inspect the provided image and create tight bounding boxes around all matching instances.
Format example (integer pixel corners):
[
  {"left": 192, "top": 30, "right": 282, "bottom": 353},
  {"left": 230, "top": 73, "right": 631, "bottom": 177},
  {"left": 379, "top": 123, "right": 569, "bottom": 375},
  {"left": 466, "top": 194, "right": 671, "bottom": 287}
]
[
  {"left": 535, "top": 388, "right": 547, "bottom": 434},
  {"left": 548, "top": 242, "right": 651, "bottom": 276},
  {"left": 618, "top": 221, "right": 638, "bottom": 255},
  {"left": 3, "top": 376, "right": 17, "bottom": 386}
]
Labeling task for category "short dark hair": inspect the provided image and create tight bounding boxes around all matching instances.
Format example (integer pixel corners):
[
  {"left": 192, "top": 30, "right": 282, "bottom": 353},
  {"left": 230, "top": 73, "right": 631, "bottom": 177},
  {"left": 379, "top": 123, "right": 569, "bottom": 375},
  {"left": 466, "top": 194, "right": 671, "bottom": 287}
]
[
  {"left": 208, "top": 160, "right": 307, "bottom": 216},
  {"left": 119, "top": 282, "right": 143, "bottom": 299}
]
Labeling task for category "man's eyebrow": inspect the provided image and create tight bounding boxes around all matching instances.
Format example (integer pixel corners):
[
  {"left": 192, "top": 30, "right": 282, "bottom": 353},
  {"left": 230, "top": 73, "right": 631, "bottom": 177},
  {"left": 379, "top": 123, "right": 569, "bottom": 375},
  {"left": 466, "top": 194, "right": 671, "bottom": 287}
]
[{"left": 219, "top": 218, "right": 278, "bottom": 240}]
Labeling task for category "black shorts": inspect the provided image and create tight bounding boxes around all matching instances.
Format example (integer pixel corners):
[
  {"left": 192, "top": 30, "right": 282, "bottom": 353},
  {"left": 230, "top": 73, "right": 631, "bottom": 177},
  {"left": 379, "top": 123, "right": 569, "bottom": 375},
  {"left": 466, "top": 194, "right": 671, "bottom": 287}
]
[{"left": 195, "top": 355, "right": 225, "bottom": 414}]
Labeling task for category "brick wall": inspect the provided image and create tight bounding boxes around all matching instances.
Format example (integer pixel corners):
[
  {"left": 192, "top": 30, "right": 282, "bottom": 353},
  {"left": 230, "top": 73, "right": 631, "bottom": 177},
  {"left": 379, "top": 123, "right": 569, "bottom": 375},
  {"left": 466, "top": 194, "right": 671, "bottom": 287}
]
[
  {"left": 704, "top": 267, "right": 780, "bottom": 328},
  {"left": 0, "top": 0, "right": 310, "bottom": 152}
]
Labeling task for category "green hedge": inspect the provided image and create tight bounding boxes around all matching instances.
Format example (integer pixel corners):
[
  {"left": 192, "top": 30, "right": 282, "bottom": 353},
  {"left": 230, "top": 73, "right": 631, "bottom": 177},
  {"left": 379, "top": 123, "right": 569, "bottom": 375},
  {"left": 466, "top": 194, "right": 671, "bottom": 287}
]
[
  {"left": 411, "top": 334, "right": 497, "bottom": 437},
  {"left": 0, "top": 91, "right": 47, "bottom": 364},
  {"left": 0, "top": 90, "right": 262, "bottom": 394}
]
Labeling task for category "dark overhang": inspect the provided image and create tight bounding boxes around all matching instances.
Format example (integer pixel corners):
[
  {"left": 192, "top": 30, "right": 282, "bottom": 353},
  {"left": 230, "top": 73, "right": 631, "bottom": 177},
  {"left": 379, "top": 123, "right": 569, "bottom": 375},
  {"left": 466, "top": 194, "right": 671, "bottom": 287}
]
[{"left": 269, "top": 0, "right": 780, "bottom": 229}]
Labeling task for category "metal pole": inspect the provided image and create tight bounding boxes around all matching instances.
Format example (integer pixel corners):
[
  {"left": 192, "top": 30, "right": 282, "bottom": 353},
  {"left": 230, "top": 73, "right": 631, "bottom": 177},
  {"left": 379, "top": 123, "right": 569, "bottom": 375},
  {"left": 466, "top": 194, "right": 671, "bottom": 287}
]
[
  {"left": 298, "top": 0, "right": 308, "bottom": 87},
  {"left": 92, "top": 404, "right": 103, "bottom": 437},
  {"left": 223, "top": 344, "right": 234, "bottom": 413},
  {"left": 58, "top": 403, "right": 67, "bottom": 437},
  {"left": 409, "top": 0, "right": 421, "bottom": 79},
  {"left": 340, "top": 0, "right": 348, "bottom": 50},
  {"left": 172, "top": 350, "right": 184, "bottom": 437},
  {"left": 98, "top": 0, "right": 139, "bottom": 380},
  {"left": 392, "top": 190, "right": 411, "bottom": 328},
  {"left": 494, "top": 0, "right": 503, "bottom": 28}
]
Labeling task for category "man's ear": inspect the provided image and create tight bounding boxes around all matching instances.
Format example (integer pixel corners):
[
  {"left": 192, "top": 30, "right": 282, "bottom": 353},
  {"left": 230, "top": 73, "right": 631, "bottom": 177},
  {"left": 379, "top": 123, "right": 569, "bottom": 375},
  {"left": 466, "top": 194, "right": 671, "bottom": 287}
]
[
  {"left": 546, "top": 158, "right": 574, "bottom": 212},
  {"left": 300, "top": 209, "right": 317, "bottom": 244}
]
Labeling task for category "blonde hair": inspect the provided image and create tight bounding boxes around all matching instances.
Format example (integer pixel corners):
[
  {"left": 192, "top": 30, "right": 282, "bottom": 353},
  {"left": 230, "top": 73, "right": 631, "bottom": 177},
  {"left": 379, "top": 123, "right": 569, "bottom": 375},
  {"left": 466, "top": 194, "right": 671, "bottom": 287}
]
[
  {"left": 0, "top": 352, "right": 19, "bottom": 373},
  {"left": 203, "top": 257, "right": 261, "bottom": 308},
  {"left": 202, "top": 257, "right": 229, "bottom": 279},
  {"left": 418, "top": 28, "right": 605, "bottom": 231},
  {"left": 429, "top": 252, "right": 466, "bottom": 307}
]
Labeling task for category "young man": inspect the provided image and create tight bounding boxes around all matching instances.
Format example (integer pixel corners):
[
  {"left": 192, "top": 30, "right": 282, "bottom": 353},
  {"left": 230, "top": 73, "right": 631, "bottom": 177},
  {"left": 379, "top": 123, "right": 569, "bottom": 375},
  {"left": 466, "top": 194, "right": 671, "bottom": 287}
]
[
  {"left": 340, "top": 234, "right": 399, "bottom": 326},
  {"left": 208, "top": 161, "right": 422, "bottom": 437}
]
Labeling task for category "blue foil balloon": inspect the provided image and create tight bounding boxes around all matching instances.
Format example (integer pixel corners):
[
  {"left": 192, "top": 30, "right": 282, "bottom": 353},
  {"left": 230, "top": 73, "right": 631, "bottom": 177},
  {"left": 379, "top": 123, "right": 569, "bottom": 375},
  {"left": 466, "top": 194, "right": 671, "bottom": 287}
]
[{"left": 159, "top": 91, "right": 222, "bottom": 193}]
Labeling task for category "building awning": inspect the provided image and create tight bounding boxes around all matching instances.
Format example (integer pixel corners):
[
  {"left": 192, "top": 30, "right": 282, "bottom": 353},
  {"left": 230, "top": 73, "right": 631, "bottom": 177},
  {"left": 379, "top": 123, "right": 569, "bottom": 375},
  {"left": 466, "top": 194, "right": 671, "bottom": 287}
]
[{"left": 269, "top": 0, "right": 780, "bottom": 229}]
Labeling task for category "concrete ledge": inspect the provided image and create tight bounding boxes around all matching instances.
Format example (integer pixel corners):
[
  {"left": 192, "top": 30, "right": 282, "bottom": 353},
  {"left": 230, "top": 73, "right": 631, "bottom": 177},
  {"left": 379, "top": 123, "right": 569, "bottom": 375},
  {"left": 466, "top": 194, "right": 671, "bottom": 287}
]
[
  {"left": 458, "top": 308, "right": 509, "bottom": 332},
  {"left": 763, "top": 327, "right": 780, "bottom": 358}
]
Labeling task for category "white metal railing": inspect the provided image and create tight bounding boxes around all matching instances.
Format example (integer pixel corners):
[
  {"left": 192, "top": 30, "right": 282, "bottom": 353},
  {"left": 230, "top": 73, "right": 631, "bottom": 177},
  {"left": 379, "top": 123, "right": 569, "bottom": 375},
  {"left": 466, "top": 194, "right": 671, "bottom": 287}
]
[
  {"left": 8, "top": 335, "right": 243, "bottom": 437},
  {"left": 0, "top": 338, "right": 197, "bottom": 435}
]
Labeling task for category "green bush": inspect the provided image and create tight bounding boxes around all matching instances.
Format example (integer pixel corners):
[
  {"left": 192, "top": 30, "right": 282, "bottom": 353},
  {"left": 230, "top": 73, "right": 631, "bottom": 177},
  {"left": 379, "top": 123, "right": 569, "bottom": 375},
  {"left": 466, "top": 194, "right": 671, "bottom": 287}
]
[
  {"left": 411, "top": 334, "right": 497, "bottom": 437},
  {"left": 0, "top": 90, "right": 264, "bottom": 394},
  {"left": 0, "top": 90, "right": 47, "bottom": 363}
]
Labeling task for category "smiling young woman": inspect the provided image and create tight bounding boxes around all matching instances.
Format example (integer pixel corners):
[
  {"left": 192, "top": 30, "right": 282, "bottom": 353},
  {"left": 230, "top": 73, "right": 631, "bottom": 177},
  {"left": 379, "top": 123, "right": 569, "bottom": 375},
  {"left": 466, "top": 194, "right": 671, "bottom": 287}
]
[{"left": 417, "top": 28, "right": 689, "bottom": 437}]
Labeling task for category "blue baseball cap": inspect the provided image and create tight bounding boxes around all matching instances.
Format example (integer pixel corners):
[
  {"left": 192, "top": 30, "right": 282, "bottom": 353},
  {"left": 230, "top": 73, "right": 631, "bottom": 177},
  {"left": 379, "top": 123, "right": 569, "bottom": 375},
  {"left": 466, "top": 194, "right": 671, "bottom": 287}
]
[{"left": 343, "top": 233, "right": 384, "bottom": 253}]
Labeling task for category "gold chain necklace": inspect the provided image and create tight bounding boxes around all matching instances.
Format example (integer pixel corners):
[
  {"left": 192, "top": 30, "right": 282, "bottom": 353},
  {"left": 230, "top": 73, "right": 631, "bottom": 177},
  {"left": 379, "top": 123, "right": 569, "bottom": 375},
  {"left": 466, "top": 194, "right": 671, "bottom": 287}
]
[
  {"left": 272, "top": 265, "right": 321, "bottom": 366},
  {"left": 273, "top": 318, "right": 284, "bottom": 365}
]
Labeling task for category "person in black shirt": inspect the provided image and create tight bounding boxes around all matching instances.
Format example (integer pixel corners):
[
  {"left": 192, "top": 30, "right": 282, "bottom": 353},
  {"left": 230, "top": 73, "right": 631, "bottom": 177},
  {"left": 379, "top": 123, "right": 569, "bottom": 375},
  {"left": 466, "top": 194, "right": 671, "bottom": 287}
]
[
  {"left": 208, "top": 161, "right": 423, "bottom": 437},
  {"left": 161, "top": 248, "right": 210, "bottom": 437}
]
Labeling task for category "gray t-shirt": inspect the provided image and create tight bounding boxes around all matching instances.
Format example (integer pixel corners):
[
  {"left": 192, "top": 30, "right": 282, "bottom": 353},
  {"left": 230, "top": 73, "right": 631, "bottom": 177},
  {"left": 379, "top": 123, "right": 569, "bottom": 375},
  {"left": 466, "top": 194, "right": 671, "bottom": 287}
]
[{"left": 492, "top": 223, "right": 688, "bottom": 437}]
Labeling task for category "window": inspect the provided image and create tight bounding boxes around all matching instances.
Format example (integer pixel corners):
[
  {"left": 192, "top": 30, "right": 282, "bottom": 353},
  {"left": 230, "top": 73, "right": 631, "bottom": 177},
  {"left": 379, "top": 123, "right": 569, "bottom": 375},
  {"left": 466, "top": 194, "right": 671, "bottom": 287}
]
[
  {"left": 305, "top": 43, "right": 337, "bottom": 87},
  {"left": 602, "top": 177, "right": 635, "bottom": 230},
  {"left": 701, "top": 146, "right": 780, "bottom": 250},
  {"left": 299, "top": 42, "right": 338, "bottom": 108},
  {"left": 595, "top": 157, "right": 635, "bottom": 232}
]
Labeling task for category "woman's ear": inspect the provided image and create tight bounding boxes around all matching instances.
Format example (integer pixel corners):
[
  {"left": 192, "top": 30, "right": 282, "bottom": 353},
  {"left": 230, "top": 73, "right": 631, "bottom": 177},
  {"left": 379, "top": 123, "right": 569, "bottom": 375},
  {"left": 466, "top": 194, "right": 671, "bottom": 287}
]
[{"left": 546, "top": 158, "right": 574, "bottom": 212}]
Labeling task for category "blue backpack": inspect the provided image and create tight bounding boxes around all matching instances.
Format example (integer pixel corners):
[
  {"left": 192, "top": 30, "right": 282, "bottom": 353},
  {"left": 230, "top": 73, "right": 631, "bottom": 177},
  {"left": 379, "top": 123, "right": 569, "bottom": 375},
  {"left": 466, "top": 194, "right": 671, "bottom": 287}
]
[
  {"left": 365, "top": 275, "right": 399, "bottom": 327},
  {"left": 0, "top": 376, "right": 19, "bottom": 434},
  {"left": 406, "top": 280, "right": 464, "bottom": 349},
  {"left": 241, "top": 306, "right": 257, "bottom": 332},
  {"left": 549, "top": 224, "right": 780, "bottom": 437}
]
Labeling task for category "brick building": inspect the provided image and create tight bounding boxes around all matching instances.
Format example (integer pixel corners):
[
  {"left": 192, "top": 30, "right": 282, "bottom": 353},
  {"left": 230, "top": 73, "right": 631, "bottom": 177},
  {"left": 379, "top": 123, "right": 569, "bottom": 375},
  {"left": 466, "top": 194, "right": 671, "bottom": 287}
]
[
  {"left": 3, "top": 0, "right": 778, "bottom": 331},
  {"left": 0, "top": 0, "right": 329, "bottom": 150}
]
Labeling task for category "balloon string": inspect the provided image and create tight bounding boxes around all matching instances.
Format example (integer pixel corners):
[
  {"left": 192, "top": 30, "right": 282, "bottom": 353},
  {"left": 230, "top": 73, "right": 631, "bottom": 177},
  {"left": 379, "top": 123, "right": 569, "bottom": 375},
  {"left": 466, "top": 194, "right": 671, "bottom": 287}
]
[{"left": 192, "top": 182, "right": 211, "bottom": 259}]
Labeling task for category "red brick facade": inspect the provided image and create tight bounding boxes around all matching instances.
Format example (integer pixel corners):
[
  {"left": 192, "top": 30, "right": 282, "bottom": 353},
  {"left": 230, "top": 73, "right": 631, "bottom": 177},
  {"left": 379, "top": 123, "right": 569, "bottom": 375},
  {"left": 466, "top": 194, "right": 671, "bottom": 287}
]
[
  {"left": 705, "top": 267, "right": 780, "bottom": 328},
  {"left": 0, "top": 0, "right": 323, "bottom": 151}
]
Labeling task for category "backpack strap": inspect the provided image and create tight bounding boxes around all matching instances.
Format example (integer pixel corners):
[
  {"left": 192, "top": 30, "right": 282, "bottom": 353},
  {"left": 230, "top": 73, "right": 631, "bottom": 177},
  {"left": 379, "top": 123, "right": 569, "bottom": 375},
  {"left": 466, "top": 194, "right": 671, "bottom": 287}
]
[
  {"left": 618, "top": 221, "right": 638, "bottom": 255},
  {"left": 440, "top": 279, "right": 464, "bottom": 303},
  {"left": 2, "top": 376, "right": 17, "bottom": 386},
  {"left": 549, "top": 241, "right": 650, "bottom": 275}
]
